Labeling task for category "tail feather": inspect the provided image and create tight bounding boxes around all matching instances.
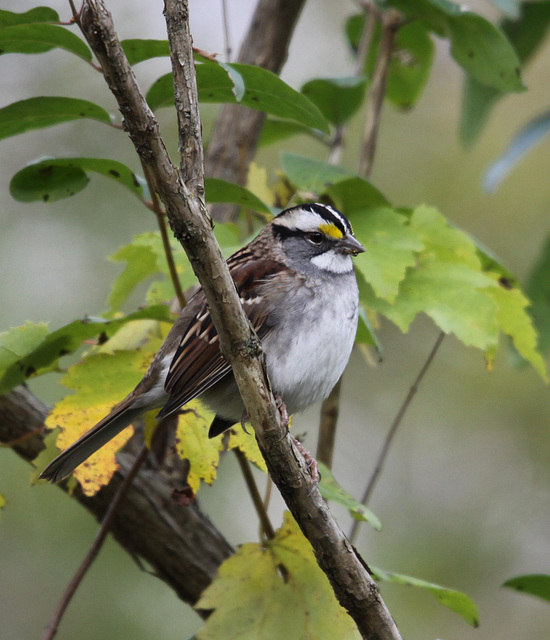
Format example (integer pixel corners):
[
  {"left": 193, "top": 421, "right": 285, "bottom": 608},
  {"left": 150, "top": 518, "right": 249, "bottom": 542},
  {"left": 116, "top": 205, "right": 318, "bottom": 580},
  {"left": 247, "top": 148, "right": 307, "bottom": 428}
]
[{"left": 40, "top": 401, "right": 145, "bottom": 483}]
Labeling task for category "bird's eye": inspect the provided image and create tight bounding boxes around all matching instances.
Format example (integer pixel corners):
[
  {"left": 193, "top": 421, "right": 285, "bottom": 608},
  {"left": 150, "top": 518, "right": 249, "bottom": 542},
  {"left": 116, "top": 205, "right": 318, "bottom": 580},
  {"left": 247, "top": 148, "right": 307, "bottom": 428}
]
[{"left": 306, "top": 231, "right": 324, "bottom": 246}]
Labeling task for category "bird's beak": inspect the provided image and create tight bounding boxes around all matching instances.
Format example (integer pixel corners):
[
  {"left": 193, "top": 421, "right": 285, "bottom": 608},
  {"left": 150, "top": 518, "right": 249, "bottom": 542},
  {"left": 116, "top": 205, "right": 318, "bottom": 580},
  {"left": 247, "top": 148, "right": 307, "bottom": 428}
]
[{"left": 339, "top": 233, "right": 365, "bottom": 256}]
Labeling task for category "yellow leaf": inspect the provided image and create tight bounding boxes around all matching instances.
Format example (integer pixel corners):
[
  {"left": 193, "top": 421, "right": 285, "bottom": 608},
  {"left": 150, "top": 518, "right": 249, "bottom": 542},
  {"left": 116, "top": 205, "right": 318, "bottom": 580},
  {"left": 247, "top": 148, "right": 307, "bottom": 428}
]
[
  {"left": 175, "top": 400, "right": 223, "bottom": 493},
  {"left": 197, "top": 512, "right": 360, "bottom": 640},
  {"left": 227, "top": 427, "right": 267, "bottom": 473},
  {"left": 47, "top": 399, "right": 133, "bottom": 496},
  {"left": 246, "top": 162, "right": 273, "bottom": 211},
  {"left": 45, "top": 333, "right": 162, "bottom": 495}
]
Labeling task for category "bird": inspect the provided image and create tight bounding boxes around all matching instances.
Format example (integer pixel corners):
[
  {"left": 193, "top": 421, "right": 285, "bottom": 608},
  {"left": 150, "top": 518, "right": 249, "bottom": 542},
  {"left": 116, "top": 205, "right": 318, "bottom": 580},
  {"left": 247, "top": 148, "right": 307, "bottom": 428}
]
[{"left": 40, "top": 203, "right": 365, "bottom": 483}]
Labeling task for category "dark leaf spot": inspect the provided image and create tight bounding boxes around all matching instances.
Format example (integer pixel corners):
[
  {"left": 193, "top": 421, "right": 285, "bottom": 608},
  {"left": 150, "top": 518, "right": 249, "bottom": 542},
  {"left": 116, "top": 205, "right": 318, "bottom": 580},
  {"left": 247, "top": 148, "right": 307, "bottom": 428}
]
[
  {"left": 25, "top": 366, "right": 36, "bottom": 377},
  {"left": 499, "top": 276, "right": 514, "bottom": 290},
  {"left": 97, "top": 332, "right": 108, "bottom": 345},
  {"left": 108, "top": 169, "right": 120, "bottom": 178},
  {"left": 59, "top": 349, "right": 70, "bottom": 357},
  {"left": 468, "top": 51, "right": 475, "bottom": 58},
  {"left": 43, "top": 194, "right": 49, "bottom": 202},
  {"left": 132, "top": 173, "right": 140, "bottom": 187}
]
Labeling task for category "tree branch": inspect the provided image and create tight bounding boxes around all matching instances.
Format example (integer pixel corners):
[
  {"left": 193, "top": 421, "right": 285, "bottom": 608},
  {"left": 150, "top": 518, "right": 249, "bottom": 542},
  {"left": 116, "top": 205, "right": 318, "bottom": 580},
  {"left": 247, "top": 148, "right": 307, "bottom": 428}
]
[
  {"left": 204, "top": 0, "right": 307, "bottom": 222},
  {"left": 0, "top": 387, "right": 233, "bottom": 605},
  {"left": 358, "top": 8, "right": 402, "bottom": 177}
]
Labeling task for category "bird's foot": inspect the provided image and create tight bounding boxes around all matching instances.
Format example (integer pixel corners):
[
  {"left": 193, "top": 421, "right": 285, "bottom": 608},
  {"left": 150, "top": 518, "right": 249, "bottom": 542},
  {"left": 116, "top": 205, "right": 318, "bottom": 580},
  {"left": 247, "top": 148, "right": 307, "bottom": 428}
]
[
  {"left": 290, "top": 436, "right": 320, "bottom": 484},
  {"left": 240, "top": 410, "right": 251, "bottom": 435}
]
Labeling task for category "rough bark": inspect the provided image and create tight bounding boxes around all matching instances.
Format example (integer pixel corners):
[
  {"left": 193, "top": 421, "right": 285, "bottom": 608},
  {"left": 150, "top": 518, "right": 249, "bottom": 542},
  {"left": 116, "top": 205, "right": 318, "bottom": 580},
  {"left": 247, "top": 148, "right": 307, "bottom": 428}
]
[
  {"left": 0, "top": 387, "right": 233, "bottom": 605},
  {"left": 1, "top": 2, "right": 403, "bottom": 638}
]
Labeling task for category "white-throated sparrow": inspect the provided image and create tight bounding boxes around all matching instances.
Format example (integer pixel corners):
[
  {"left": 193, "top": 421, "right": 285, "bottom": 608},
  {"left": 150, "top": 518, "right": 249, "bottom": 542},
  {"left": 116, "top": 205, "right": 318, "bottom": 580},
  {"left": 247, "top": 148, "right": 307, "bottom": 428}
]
[{"left": 41, "top": 203, "right": 365, "bottom": 482}]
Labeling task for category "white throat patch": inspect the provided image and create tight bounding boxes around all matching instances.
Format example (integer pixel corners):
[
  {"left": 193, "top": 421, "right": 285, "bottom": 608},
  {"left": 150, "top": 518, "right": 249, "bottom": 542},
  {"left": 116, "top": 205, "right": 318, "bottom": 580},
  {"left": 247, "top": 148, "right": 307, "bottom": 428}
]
[{"left": 311, "top": 250, "right": 353, "bottom": 274}]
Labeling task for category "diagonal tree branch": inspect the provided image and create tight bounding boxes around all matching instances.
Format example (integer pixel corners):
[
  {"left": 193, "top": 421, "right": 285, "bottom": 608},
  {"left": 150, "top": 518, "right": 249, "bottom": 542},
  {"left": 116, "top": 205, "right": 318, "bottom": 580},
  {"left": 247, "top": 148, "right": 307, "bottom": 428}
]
[
  {"left": 78, "top": 1, "right": 403, "bottom": 637},
  {"left": 0, "top": 386, "right": 233, "bottom": 605}
]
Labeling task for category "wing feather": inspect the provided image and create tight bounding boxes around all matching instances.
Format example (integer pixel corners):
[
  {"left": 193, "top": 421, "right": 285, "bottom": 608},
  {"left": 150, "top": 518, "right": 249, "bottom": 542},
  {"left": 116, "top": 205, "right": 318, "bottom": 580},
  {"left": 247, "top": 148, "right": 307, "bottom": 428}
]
[{"left": 157, "top": 249, "right": 284, "bottom": 419}]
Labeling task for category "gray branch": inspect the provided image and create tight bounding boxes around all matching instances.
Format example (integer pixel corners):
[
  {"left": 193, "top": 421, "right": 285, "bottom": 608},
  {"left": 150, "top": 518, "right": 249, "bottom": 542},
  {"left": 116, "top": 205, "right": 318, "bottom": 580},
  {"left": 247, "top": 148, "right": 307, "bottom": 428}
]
[
  {"left": 1, "top": 1, "right": 403, "bottom": 638},
  {"left": 0, "top": 387, "right": 233, "bottom": 605}
]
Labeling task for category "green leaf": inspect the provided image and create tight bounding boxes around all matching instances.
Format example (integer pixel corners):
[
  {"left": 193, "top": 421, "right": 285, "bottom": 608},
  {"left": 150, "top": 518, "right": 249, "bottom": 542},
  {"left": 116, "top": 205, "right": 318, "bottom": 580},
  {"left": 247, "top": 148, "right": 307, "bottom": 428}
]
[
  {"left": 373, "top": 566, "right": 480, "bottom": 626},
  {"left": 388, "top": 0, "right": 463, "bottom": 36},
  {"left": 0, "top": 97, "right": 112, "bottom": 141},
  {"left": 389, "top": 1, "right": 523, "bottom": 92},
  {"left": 448, "top": 13, "right": 524, "bottom": 93},
  {"left": 121, "top": 38, "right": 170, "bottom": 65},
  {"left": 350, "top": 207, "right": 424, "bottom": 303},
  {"left": 108, "top": 232, "right": 196, "bottom": 313},
  {"left": 361, "top": 206, "right": 501, "bottom": 350},
  {"left": 344, "top": 13, "right": 364, "bottom": 52},
  {"left": 345, "top": 16, "right": 434, "bottom": 109},
  {"left": 0, "top": 306, "right": 171, "bottom": 394},
  {"left": 259, "top": 118, "right": 320, "bottom": 146},
  {"left": 355, "top": 305, "right": 383, "bottom": 355},
  {"left": 503, "top": 574, "right": 550, "bottom": 603},
  {"left": 525, "top": 235, "right": 550, "bottom": 354},
  {"left": 280, "top": 153, "right": 355, "bottom": 194},
  {"left": 196, "top": 512, "right": 361, "bottom": 640},
  {"left": 0, "top": 8, "right": 59, "bottom": 27},
  {"left": 10, "top": 157, "right": 144, "bottom": 203},
  {"left": 0, "top": 322, "right": 50, "bottom": 373},
  {"left": 325, "top": 176, "right": 389, "bottom": 212},
  {"left": 11, "top": 163, "right": 88, "bottom": 202},
  {"left": 108, "top": 243, "right": 160, "bottom": 312},
  {"left": 30, "top": 428, "right": 61, "bottom": 484},
  {"left": 461, "top": 1, "right": 550, "bottom": 145},
  {"left": 488, "top": 275, "right": 548, "bottom": 380},
  {"left": 460, "top": 79, "right": 501, "bottom": 146},
  {"left": 0, "top": 24, "right": 92, "bottom": 60},
  {"left": 503, "top": 0, "right": 550, "bottom": 62},
  {"left": 386, "top": 22, "right": 434, "bottom": 108},
  {"left": 317, "top": 462, "right": 381, "bottom": 529},
  {"left": 301, "top": 76, "right": 367, "bottom": 126},
  {"left": 484, "top": 109, "right": 550, "bottom": 192},
  {"left": 205, "top": 177, "right": 272, "bottom": 214},
  {"left": 147, "top": 62, "right": 329, "bottom": 133}
]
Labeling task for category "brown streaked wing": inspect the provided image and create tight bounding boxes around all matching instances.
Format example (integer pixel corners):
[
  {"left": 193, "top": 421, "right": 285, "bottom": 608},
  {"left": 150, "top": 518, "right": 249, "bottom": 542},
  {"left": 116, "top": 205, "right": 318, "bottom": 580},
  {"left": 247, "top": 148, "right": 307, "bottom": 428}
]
[{"left": 157, "top": 250, "right": 285, "bottom": 419}]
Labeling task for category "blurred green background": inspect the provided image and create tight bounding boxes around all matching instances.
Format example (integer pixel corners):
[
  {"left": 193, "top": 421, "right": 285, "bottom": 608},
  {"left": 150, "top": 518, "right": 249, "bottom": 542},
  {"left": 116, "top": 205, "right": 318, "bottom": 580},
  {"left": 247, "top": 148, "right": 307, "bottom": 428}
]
[{"left": 1, "top": 1, "right": 549, "bottom": 639}]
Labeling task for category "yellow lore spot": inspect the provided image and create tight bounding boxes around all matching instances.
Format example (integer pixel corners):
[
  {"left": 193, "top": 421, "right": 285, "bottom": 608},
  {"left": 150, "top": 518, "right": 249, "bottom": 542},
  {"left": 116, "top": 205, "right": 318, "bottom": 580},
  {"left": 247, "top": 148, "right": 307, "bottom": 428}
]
[{"left": 319, "top": 223, "right": 343, "bottom": 239}]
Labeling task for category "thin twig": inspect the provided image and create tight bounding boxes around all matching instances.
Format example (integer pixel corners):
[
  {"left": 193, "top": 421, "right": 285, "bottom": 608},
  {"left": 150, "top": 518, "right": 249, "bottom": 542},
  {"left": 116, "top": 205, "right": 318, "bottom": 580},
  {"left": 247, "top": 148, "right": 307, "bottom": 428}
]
[
  {"left": 317, "top": 1, "right": 382, "bottom": 466},
  {"left": 358, "top": 9, "right": 402, "bottom": 178},
  {"left": 141, "top": 160, "right": 186, "bottom": 309},
  {"left": 220, "top": 0, "right": 232, "bottom": 62},
  {"left": 234, "top": 448, "right": 275, "bottom": 539},
  {"left": 316, "top": 379, "right": 341, "bottom": 469},
  {"left": 349, "top": 331, "right": 446, "bottom": 543},
  {"left": 40, "top": 444, "right": 149, "bottom": 640}
]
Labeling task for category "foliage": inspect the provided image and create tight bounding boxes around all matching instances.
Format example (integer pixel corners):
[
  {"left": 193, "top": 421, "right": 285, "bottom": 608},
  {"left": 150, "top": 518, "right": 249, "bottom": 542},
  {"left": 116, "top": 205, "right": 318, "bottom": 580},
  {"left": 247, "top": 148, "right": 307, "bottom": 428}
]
[{"left": 0, "top": 2, "right": 548, "bottom": 639}]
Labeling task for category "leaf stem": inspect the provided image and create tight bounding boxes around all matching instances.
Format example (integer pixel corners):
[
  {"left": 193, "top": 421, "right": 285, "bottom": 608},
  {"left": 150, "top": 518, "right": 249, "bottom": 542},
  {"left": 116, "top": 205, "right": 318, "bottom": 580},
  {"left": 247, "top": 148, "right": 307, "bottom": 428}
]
[
  {"left": 318, "top": 2, "right": 392, "bottom": 470},
  {"left": 40, "top": 444, "right": 149, "bottom": 640},
  {"left": 316, "top": 379, "right": 341, "bottom": 469},
  {"left": 234, "top": 447, "right": 275, "bottom": 539},
  {"left": 220, "top": 0, "right": 232, "bottom": 62},
  {"left": 141, "top": 160, "right": 186, "bottom": 309},
  {"left": 349, "top": 331, "right": 446, "bottom": 544},
  {"left": 358, "top": 8, "right": 402, "bottom": 178}
]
